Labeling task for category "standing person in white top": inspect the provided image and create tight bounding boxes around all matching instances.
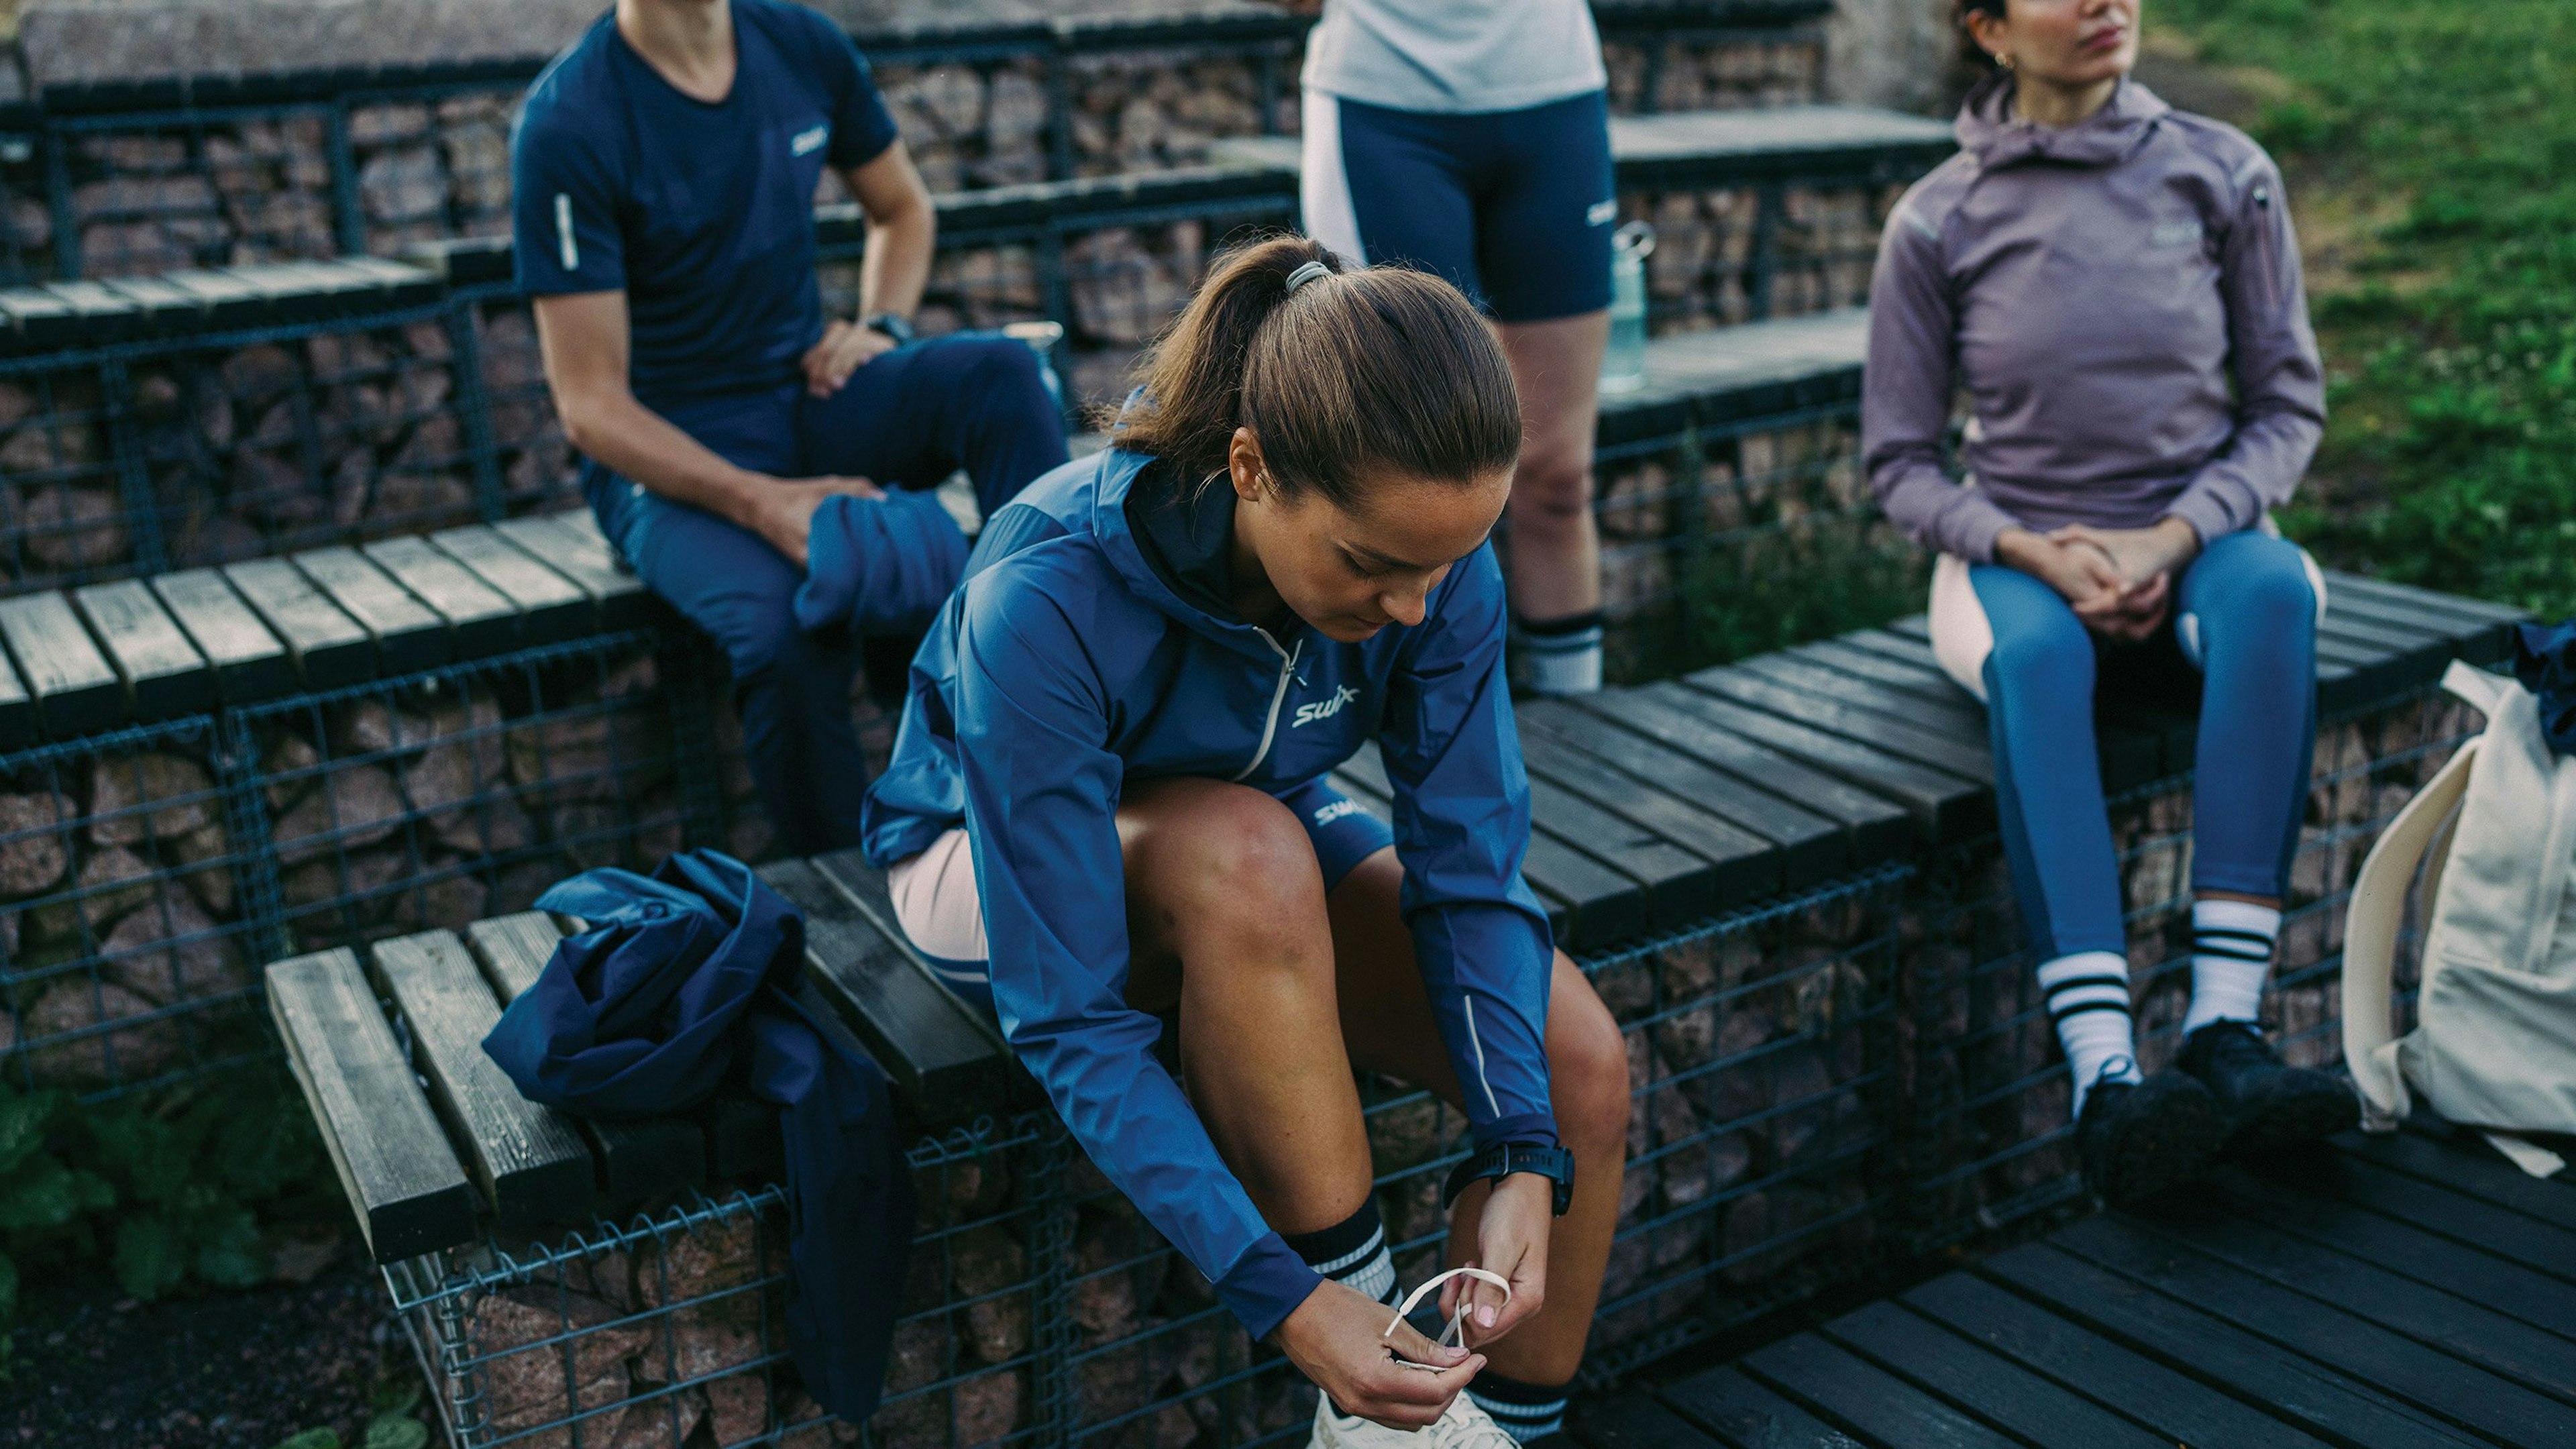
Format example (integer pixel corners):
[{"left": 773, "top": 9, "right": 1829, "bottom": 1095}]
[{"left": 1289, "top": 0, "right": 1619, "bottom": 700}]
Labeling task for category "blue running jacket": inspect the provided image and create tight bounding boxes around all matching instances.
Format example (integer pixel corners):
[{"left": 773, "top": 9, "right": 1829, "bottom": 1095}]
[{"left": 860, "top": 447, "right": 1558, "bottom": 1338}]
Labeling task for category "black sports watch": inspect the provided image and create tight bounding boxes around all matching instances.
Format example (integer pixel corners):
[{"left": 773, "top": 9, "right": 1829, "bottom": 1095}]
[
  {"left": 862, "top": 311, "right": 915, "bottom": 346},
  {"left": 1442, "top": 1141, "right": 1575, "bottom": 1218}
]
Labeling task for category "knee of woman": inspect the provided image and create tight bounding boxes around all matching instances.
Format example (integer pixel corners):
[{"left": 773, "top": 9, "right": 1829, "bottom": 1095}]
[
  {"left": 1986, "top": 608, "right": 2093, "bottom": 692},
  {"left": 963, "top": 336, "right": 1046, "bottom": 397},
  {"left": 2208, "top": 542, "right": 2318, "bottom": 628},
  {"left": 1179, "top": 786, "right": 1325, "bottom": 916},
  {"left": 1511, "top": 451, "right": 1595, "bottom": 527}
]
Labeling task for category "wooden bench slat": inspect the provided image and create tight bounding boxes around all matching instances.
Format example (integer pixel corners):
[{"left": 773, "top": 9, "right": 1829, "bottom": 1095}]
[
  {"left": 1336, "top": 744, "right": 1645, "bottom": 948},
  {"left": 2326, "top": 570, "right": 2531, "bottom": 629},
  {"left": 1691, "top": 661, "right": 1998, "bottom": 784},
  {"left": 1739, "top": 1333, "right": 2025, "bottom": 1449},
  {"left": 1741, "top": 649, "right": 1988, "bottom": 735},
  {"left": 465, "top": 912, "right": 707, "bottom": 1205},
  {"left": 1569, "top": 689, "right": 1919, "bottom": 861},
  {"left": 71, "top": 578, "right": 210, "bottom": 721},
  {"left": 1820, "top": 1299, "right": 2178, "bottom": 1449},
  {"left": 1523, "top": 773, "right": 1718, "bottom": 929},
  {"left": 221, "top": 556, "right": 376, "bottom": 689},
  {"left": 0, "top": 592, "right": 123, "bottom": 737},
  {"left": 1563, "top": 1397, "right": 1733, "bottom": 1449},
  {"left": 292, "top": 545, "right": 449, "bottom": 676},
  {"left": 1636, "top": 681, "right": 1988, "bottom": 841},
  {"left": 362, "top": 535, "right": 520, "bottom": 659},
  {"left": 1514, "top": 723, "right": 1783, "bottom": 910},
  {"left": 369, "top": 930, "right": 594, "bottom": 1226},
  {"left": 150, "top": 567, "right": 295, "bottom": 702},
  {"left": 430, "top": 525, "right": 592, "bottom": 645},
  {"left": 1656, "top": 1365, "right": 1868, "bottom": 1449},
  {"left": 266, "top": 947, "right": 479, "bottom": 1263},
  {"left": 0, "top": 633, "right": 34, "bottom": 751},
  {"left": 493, "top": 513, "right": 653, "bottom": 631},
  {"left": 1518, "top": 699, "right": 1846, "bottom": 890},
  {"left": 757, "top": 856, "right": 1006, "bottom": 1114}
]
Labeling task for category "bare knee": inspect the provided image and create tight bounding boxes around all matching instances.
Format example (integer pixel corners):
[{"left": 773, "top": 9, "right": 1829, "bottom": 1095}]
[
  {"left": 1511, "top": 449, "right": 1596, "bottom": 536},
  {"left": 1126, "top": 780, "right": 1328, "bottom": 951},
  {"left": 1548, "top": 956, "right": 1631, "bottom": 1151}
]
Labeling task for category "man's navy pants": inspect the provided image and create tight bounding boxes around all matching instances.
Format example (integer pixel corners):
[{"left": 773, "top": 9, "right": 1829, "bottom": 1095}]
[{"left": 585, "top": 333, "right": 1069, "bottom": 855}]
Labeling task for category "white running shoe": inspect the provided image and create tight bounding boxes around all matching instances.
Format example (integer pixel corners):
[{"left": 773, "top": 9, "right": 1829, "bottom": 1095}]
[{"left": 1305, "top": 1267, "right": 1523, "bottom": 1448}]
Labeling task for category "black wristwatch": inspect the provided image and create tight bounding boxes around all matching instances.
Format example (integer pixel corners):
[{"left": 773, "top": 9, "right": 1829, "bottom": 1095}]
[
  {"left": 1443, "top": 1142, "right": 1576, "bottom": 1217},
  {"left": 862, "top": 312, "right": 915, "bottom": 346}
]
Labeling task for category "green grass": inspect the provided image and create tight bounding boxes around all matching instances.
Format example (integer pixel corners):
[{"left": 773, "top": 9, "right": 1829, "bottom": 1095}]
[{"left": 2161, "top": 0, "right": 2576, "bottom": 619}]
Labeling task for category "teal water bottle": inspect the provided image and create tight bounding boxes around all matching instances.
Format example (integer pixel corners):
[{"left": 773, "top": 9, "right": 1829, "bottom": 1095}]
[{"left": 1600, "top": 221, "right": 1654, "bottom": 394}]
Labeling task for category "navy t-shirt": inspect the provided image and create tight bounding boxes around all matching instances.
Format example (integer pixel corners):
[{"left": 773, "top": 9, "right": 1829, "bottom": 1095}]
[{"left": 509, "top": 0, "right": 899, "bottom": 410}]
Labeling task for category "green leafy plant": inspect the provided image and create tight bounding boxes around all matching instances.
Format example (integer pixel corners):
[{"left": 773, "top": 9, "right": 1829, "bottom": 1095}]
[{"left": 0, "top": 1071, "right": 335, "bottom": 1378}]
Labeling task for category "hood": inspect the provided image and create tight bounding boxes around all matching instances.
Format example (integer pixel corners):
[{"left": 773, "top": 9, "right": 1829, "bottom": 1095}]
[
  {"left": 1084, "top": 446, "right": 1290, "bottom": 660},
  {"left": 1955, "top": 72, "right": 2170, "bottom": 170}
]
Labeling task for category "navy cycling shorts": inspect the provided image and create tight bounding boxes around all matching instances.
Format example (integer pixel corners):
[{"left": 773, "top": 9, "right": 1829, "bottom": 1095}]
[{"left": 1301, "top": 88, "right": 1615, "bottom": 323}]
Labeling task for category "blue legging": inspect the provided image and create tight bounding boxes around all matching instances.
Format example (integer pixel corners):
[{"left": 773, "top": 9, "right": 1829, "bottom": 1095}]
[
  {"left": 586, "top": 334, "right": 1069, "bottom": 855},
  {"left": 1974, "top": 531, "right": 2318, "bottom": 960}
]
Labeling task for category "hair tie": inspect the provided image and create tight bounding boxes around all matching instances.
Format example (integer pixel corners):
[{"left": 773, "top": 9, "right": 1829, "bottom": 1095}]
[{"left": 1283, "top": 259, "right": 1332, "bottom": 294}]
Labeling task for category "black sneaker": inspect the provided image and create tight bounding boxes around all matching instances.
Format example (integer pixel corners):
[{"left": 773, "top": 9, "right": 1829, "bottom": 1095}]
[
  {"left": 2078, "top": 1061, "right": 2224, "bottom": 1207},
  {"left": 2178, "top": 1019, "right": 2357, "bottom": 1156}
]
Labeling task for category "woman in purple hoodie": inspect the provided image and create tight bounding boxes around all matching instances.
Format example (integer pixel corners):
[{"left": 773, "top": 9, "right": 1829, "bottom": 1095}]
[{"left": 1862, "top": 0, "right": 2354, "bottom": 1206}]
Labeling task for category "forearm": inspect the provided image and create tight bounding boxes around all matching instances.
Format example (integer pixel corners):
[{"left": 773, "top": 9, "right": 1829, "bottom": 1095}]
[
  {"left": 857, "top": 200, "right": 932, "bottom": 321},
  {"left": 559, "top": 388, "right": 770, "bottom": 529},
  {"left": 2164, "top": 407, "right": 2321, "bottom": 544}
]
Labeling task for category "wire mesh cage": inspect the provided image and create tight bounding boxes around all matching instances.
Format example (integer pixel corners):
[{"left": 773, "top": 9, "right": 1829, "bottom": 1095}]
[
  {"left": 232, "top": 632, "right": 708, "bottom": 962},
  {"left": 1600, "top": 28, "right": 1829, "bottom": 115},
  {"left": 388, "top": 1114, "right": 1064, "bottom": 1449},
  {"left": 0, "top": 716, "right": 270, "bottom": 1097},
  {"left": 1625, "top": 182, "right": 1906, "bottom": 332}
]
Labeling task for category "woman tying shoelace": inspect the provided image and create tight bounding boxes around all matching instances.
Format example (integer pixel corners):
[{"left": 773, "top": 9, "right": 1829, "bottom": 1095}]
[{"left": 857, "top": 235, "right": 1630, "bottom": 1446}]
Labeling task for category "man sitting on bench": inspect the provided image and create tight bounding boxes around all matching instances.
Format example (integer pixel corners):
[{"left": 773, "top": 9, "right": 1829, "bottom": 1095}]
[{"left": 513, "top": 0, "right": 1070, "bottom": 854}]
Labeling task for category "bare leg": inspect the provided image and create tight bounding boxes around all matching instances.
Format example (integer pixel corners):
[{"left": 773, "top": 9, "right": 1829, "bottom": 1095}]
[
  {"left": 1495, "top": 311, "right": 1611, "bottom": 624},
  {"left": 1116, "top": 777, "right": 1375, "bottom": 1234},
  {"left": 1328, "top": 848, "right": 1629, "bottom": 1386}
]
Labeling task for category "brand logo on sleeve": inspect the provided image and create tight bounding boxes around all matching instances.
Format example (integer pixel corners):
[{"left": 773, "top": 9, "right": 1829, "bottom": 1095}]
[
  {"left": 1311, "top": 798, "right": 1365, "bottom": 827},
  {"left": 791, "top": 124, "right": 830, "bottom": 156},
  {"left": 2150, "top": 219, "right": 2204, "bottom": 248},
  {"left": 1292, "top": 684, "right": 1362, "bottom": 729}
]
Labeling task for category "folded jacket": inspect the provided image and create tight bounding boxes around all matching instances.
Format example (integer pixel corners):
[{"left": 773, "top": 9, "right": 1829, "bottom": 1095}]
[
  {"left": 480, "top": 849, "right": 915, "bottom": 1421},
  {"left": 793, "top": 487, "right": 971, "bottom": 635},
  {"left": 2514, "top": 620, "right": 2576, "bottom": 756}
]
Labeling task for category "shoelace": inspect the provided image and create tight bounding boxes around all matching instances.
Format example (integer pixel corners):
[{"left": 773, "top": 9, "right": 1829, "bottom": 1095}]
[{"left": 1384, "top": 1266, "right": 1511, "bottom": 1371}]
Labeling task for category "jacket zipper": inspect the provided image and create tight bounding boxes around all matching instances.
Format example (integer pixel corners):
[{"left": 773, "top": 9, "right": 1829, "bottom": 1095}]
[{"left": 1233, "top": 630, "right": 1302, "bottom": 782}]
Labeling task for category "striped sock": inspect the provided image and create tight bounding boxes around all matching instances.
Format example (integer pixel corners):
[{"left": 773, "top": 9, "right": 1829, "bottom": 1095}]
[
  {"left": 1469, "top": 1372, "right": 1569, "bottom": 1444},
  {"left": 1283, "top": 1196, "right": 1397, "bottom": 1309},
  {"left": 1516, "top": 612, "right": 1605, "bottom": 696},
  {"left": 2184, "top": 899, "right": 2279, "bottom": 1035},
  {"left": 2037, "top": 950, "right": 2141, "bottom": 1118}
]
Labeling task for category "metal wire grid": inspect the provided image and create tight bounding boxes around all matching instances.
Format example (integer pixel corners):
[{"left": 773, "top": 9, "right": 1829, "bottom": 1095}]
[
  {"left": 225, "top": 631, "right": 710, "bottom": 964},
  {"left": 384, "top": 1114, "right": 1065, "bottom": 1449},
  {"left": 1898, "top": 685, "right": 2480, "bottom": 1248},
  {"left": 0, "top": 629, "right": 727, "bottom": 1100},
  {"left": 1601, "top": 27, "right": 1828, "bottom": 117},
  {"left": 0, "top": 715, "right": 270, "bottom": 1097},
  {"left": 1625, "top": 180, "right": 1905, "bottom": 331}
]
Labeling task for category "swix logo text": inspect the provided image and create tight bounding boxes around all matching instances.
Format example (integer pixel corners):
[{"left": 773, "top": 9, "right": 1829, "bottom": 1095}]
[{"left": 1293, "top": 684, "right": 1362, "bottom": 728}]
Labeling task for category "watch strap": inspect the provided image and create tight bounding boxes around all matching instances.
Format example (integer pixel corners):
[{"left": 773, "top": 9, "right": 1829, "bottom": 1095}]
[{"left": 1442, "top": 1142, "right": 1574, "bottom": 1217}]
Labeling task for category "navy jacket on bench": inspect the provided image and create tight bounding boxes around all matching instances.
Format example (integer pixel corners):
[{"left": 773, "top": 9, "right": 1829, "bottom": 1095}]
[{"left": 482, "top": 850, "right": 914, "bottom": 1421}]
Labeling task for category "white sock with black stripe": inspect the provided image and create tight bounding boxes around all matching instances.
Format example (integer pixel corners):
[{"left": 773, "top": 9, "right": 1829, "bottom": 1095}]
[
  {"left": 2184, "top": 899, "right": 2279, "bottom": 1035},
  {"left": 1468, "top": 1371, "right": 1569, "bottom": 1443},
  {"left": 1283, "top": 1197, "right": 1398, "bottom": 1309},
  {"left": 1515, "top": 612, "right": 1605, "bottom": 696},
  {"left": 2037, "top": 950, "right": 2141, "bottom": 1118}
]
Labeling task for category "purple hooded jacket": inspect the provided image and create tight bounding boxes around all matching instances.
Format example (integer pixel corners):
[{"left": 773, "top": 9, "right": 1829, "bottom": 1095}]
[{"left": 1862, "top": 75, "right": 2324, "bottom": 562}]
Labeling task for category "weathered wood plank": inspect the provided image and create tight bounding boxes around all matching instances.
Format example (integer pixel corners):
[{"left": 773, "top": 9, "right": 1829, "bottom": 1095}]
[
  {"left": 293, "top": 545, "right": 449, "bottom": 676},
  {"left": 1978, "top": 1243, "right": 2486, "bottom": 1449},
  {"left": 150, "top": 568, "right": 295, "bottom": 702},
  {"left": 221, "top": 557, "right": 376, "bottom": 689},
  {"left": 1517, "top": 698, "right": 1848, "bottom": 888},
  {"left": 1820, "top": 1299, "right": 2183, "bottom": 1449},
  {"left": 2332, "top": 1128, "right": 2576, "bottom": 1232},
  {"left": 1901, "top": 1272, "right": 2343, "bottom": 1449},
  {"left": 2051, "top": 1214, "right": 2576, "bottom": 1444},
  {"left": 1514, "top": 723, "right": 1783, "bottom": 910},
  {"left": 369, "top": 930, "right": 594, "bottom": 1227},
  {"left": 2308, "top": 1155, "right": 2576, "bottom": 1285},
  {"left": 1739, "top": 1334, "right": 2023, "bottom": 1449},
  {"left": 758, "top": 856, "right": 1005, "bottom": 1114},
  {"left": 494, "top": 513, "right": 652, "bottom": 631},
  {"left": 1523, "top": 772, "right": 1717, "bottom": 929},
  {"left": 266, "top": 948, "right": 480, "bottom": 1263},
  {"left": 808, "top": 847, "right": 1004, "bottom": 1024},
  {"left": 465, "top": 912, "right": 706, "bottom": 1205},
  {"left": 1563, "top": 1396, "right": 1735, "bottom": 1449},
  {"left": 1633, "top": 681, "right": 1988, "bottom": 841},
  {"left": 1684, "top": 663, "right": 1998, "bottom": 784},
  {"left": 430, "top": 525, "right": 592, "bottom": 644},
  {"left": 0, "top": 635, "right": 35, "bottom": 750},
  {"left": 71, "top": 578, "right": 210, "bottom": 720},
  {"left": 1658, "top": 1366, "right": 1866, "bottom": 1449},
  {"left": 362, "top": 536, "right": 519, "bottom": 659},
  {"left": 0, "top": 592, "right": 123, "bottom": 737}
]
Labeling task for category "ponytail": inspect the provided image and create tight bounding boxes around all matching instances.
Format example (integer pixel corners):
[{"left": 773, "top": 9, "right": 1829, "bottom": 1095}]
[{"left": 1108, "top": 234, "right": 1521, "bottom": 511}]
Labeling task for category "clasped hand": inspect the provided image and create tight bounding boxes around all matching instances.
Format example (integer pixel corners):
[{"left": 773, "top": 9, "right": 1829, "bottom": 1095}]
[{"left": 1997, "top": 517, "right": 2201, "bottom": 643}]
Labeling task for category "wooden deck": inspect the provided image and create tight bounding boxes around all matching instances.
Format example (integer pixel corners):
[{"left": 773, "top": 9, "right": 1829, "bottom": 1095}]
[{"left": 1572, "top": 1122, "right": 2576, "bottom": 1449}]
